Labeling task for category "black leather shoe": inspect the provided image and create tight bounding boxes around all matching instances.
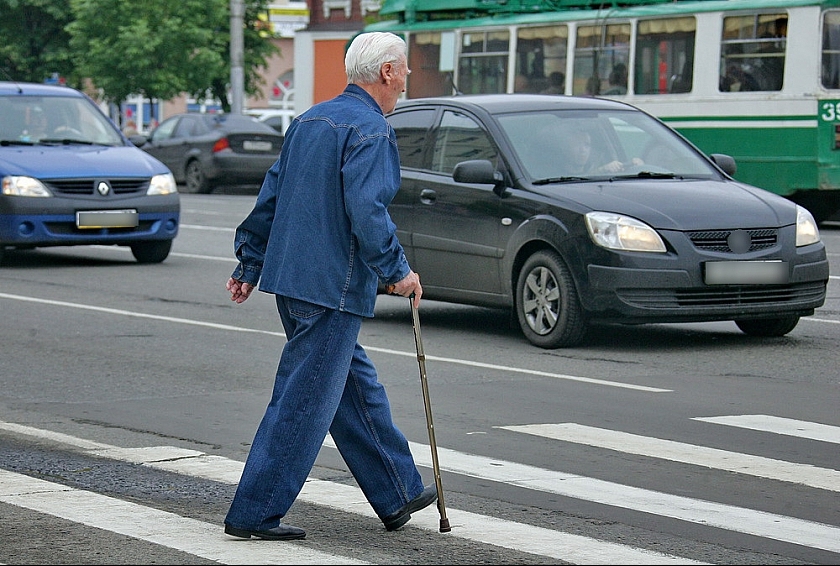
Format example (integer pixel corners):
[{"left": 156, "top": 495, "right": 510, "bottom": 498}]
[
  {"left": 382, "top": 484, "right": 438, "bottom": 531},
  {"left": 224, "top": 523, "right": 306, "bottom": 540}
]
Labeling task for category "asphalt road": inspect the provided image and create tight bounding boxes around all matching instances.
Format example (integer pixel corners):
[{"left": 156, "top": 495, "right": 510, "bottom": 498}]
[{"left": 1, "top": 194, "right": 838, "bottom": 564}]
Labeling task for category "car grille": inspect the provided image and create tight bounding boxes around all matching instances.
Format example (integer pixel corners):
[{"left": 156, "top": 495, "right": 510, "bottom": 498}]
[
  {"left": 618, "top": 281, "right": 826, "bottom": 309},
  {"left": 688, "top": 229, "right": 776, "bottom": 252},
  {"left": 43, "top": 178, "right": 150, "bottom": 196}
]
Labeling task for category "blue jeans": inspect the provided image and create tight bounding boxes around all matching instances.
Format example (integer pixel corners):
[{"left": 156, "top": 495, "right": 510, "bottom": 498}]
[{"left": 224, "top": 295, "right": 424, "bottom": 531}]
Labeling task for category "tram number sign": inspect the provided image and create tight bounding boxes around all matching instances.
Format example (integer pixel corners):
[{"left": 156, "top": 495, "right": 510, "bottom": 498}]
[{"left": 819, "top": 100, "right": 840, "bottom": 121}]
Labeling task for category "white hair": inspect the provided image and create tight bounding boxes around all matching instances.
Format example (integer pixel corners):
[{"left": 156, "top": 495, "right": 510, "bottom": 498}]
[{"left": 345, "top": 32, "right": 407, "bottom": 85}]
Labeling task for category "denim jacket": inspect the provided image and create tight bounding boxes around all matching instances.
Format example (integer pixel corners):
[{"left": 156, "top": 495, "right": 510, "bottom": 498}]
[{"left": 231, "top": 84, "right": 410, "bottom": 318}]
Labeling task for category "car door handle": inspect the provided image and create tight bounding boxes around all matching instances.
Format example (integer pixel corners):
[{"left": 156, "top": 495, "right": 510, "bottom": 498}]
[{"left": 419, "top": 189, "right": 437, "bottom": 205}]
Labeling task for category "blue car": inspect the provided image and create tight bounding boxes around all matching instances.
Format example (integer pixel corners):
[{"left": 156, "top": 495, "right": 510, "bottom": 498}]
[{"left": 0, "top": 82, "right": 180, "bottom": 264}]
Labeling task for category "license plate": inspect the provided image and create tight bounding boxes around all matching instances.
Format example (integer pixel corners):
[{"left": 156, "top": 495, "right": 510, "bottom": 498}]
[
  {"left": 704, "top": 260, "right": 788, "bottom": 285},
  {"left": 243, "top": 140, "right": 272, "bottom": 151},
  {"left": 76, "top": 209, "right": 139, "bottom": 229}
]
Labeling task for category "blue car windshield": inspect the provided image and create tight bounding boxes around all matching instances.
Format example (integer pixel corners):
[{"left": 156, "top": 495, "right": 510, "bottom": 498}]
[
  {"left": 0, "top": 95, "right": 124, "bottom": 146},
  {"left": 497, "top": 109, "right": 718, "bottom": 182}
]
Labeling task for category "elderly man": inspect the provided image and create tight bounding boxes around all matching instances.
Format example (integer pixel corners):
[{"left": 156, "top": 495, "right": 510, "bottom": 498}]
[{"left": 222, "top": 31, "right": 436, "bottom": 541}]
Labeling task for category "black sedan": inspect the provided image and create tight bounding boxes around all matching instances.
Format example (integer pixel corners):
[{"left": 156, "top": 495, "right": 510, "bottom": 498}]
[
  {"left": 136, "top": 113, "right": 282, "bottom": 194},
  {"left": 385, "top": 94, "right": 829, "bottom": 348}
]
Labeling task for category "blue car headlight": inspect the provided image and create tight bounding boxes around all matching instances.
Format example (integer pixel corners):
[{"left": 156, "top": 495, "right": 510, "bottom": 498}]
[
  {"left": 1, "top": 175, "right": 51, "bottom": 197},
  {"left": 148, "top": 172, "right": 178, "bottom": 196}
]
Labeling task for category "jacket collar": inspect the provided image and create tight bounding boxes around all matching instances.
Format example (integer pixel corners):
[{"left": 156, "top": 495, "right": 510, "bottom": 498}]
[{"left": 342, "top": 84, "right": 383, "bottom": 116}]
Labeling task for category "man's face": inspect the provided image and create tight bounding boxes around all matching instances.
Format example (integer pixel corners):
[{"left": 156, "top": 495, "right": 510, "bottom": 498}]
[{"left": 382, "top": 58, "right": 411, "bottom": 114}]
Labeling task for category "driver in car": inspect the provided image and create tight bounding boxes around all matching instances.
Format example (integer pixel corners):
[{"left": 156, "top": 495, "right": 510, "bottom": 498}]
[{"left": 562, "top": 128, "right": 643, "bottom": 174}]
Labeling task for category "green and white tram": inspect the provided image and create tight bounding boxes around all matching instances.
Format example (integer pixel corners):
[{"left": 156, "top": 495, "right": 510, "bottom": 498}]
[{"left": 364, "top": 0, "right": 840, "bottom": 222}]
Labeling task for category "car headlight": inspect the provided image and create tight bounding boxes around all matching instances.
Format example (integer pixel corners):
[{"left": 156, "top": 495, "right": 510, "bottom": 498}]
[
  {"left": 585, "top": 211, "right": 667, "bottom": 252},
  {"left": 147, "top": 172, "right": 178, "bottom": 195},
  {"left": 795, "top": 205, "right": 820, "bottom": 247},
  {"left": 1, "top": 175, "right": 51, "bottom": 197}
]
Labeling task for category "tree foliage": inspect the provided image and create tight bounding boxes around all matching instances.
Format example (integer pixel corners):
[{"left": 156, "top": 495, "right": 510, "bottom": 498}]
[
  {"left": 67, "top": 0, "right": 224, "bottom": 104},
  {"left": 0, "top": 0, "right": 77, "bottom": 85},
  {"left": 196, "top": 0, "right": 284, "bottom": 111},
  {"left": 0, "top": 0, "right": 278, "bottom": 112}
]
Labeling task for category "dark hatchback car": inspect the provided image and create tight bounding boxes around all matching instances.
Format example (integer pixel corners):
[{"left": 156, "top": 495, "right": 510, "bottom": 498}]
[
  {"left": 136, "top": 113, "right": 283, "bottom": 194},
  {"left": 385, "top": 94, "right": 829, "bottom": 348},
  {"left": 1, "top": 82, "right": 179, "bottom": 265}
]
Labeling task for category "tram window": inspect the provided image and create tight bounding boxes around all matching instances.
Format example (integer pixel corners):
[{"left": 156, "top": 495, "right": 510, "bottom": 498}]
[
  {"left": 822, "top": 10, "right": 840, "bottom": 89},
  {"left": 720, "top": 13, "right": 787, "bottom": 92},
  {"left": 407, "top": 32, "right": 452, "bottom": 98},
  {"left": 572, "top": 23, "right": 630, "bottom": 96},
  {"left": 458, "top": 31, "right": 509, "bottom": 95},
  {"left": 635, "top": 17, "right": 696, "bottom": 94},
  {"left": 515, "top": 25, "right": 569, "bottom": 94}
]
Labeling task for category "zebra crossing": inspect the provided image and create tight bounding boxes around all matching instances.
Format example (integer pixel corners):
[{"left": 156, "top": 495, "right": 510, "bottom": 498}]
[
  {"left": 499, "top": 419, "right": 840, "bottom": 491},
  {"left": 1, "top": 414, "right": 838, "bottom": 564}
]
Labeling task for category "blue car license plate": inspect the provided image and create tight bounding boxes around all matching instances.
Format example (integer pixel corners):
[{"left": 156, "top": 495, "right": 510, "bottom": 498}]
[{"left": 76, "top": 209, "right": 139, "bottom": 229}]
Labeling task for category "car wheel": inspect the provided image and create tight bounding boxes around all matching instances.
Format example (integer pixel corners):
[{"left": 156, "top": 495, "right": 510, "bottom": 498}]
[
  {"left": 515, "top": 249, "right": 588, "bottom": 348},
  {"left": 185, "top": 160, "right": 211, "bottom": 194},
  {"left": 130, "top": 240, "right": 172, "bottom": 264},
  {"left": 734, "top": 316, "right": 800, "bottom": 337}
]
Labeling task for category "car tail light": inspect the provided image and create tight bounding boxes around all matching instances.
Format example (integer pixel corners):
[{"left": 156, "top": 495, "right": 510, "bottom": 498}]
[{"left": 212, "top": 137, "right": 231, "bottom": 153}]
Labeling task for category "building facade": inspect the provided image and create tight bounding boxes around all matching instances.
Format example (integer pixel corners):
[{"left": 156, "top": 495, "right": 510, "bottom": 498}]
[{"left": 292, "top": 0, "right": 376, "bottom": 115}]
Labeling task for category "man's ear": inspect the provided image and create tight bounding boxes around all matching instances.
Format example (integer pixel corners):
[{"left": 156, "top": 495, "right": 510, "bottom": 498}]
[{"left": 381, "top": 62, "right": 395, "bottom": 84}]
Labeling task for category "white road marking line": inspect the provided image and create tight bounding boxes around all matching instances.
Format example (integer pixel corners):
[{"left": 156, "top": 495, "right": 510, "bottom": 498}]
[
  {"left": 6, "top": 418, "right": 840, "bottom": 553},
  {"left": 300, "top": 478, "right": 707, "bottom": 565},
  {"left": 693, "top": 415, "right": 840, "bottom": 444},
  {"left": 397, "top": 441, "right": 840, "bottom": 554},
  {"left": 0, "top": 421, "right": 703, "bottom": 564},
  {"left": 178, "top": 224, "right": 235, "bottom": 232},
  {"left": 498, "top": 422, "right": 840, "bottom": 491},
  {"left": 0, "top": 470, "right": 365, "bottom": 565},
  {"left": 0, "top": 292, "right": 670, "bottom": 392},
  {"left": 89, "top": 244, "right": 237, "bottom": 262}
]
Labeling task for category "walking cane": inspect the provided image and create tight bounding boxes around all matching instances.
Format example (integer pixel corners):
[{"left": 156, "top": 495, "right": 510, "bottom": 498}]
[
  {"left": 387, "top": 286, "right": 451, "bottom": 532},
  {"left": 409, "top": 295, "right": 451, "bottom": 533}
]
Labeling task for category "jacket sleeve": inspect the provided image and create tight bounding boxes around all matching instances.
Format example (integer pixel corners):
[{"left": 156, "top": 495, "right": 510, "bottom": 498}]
[
  {"left": 230, "top": 166, "right": 279, "bottom": 285},
  {"left": 342, "top": 133, "right": 411, "bottom": 285}
]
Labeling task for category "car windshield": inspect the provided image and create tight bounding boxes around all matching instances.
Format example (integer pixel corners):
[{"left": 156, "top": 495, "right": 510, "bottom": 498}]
[
  {"left": 0, "top": 94, "right": 124, "bottom": 146},
  {"left": 497, "top": 109, "right": 719, "bottom": 182}
]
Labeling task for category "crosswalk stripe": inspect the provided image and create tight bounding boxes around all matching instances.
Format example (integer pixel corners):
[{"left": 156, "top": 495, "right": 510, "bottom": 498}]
[
  {"left": 693, "top": 415, "right": 840, "bottom": 444},
  {"left": 142, "top": 447, "right": 705, "bottom": 564},
  {"left": 6, "top": 419, "right": 840, "bottom": 557},
  {"left": 0, "top": 421, "right": 703, "bottom": 565},
  {"left": 302, "top": 478, "right": 709, "bottom": 565},
  {"left": 0, "top": 469, "right": 366, "bottom": 565},
  {"left": 162, "top": 433, "right": 840, "bottom": 555},
  {"left": 497, "top": 422, "right": 840, "bottom": 491},
  {"left": 397, "top": 442, "right": 840, "bottom": 553}
]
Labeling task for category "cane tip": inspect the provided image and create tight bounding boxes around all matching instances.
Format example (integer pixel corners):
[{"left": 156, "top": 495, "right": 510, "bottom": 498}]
[{"left": 439, "top": 518, "right": 451, "bottom": 532}]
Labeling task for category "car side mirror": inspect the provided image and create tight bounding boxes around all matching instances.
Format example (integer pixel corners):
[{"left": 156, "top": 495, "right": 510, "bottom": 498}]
[
  {"left": 453, "top": 159, "right": 502, "bottom": 185},
  {"left": 709, "top": 153, "right": 737, "bottom": 176},
  {"left": 128, "top": 134, "right": 148, "bottom": 147}
]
